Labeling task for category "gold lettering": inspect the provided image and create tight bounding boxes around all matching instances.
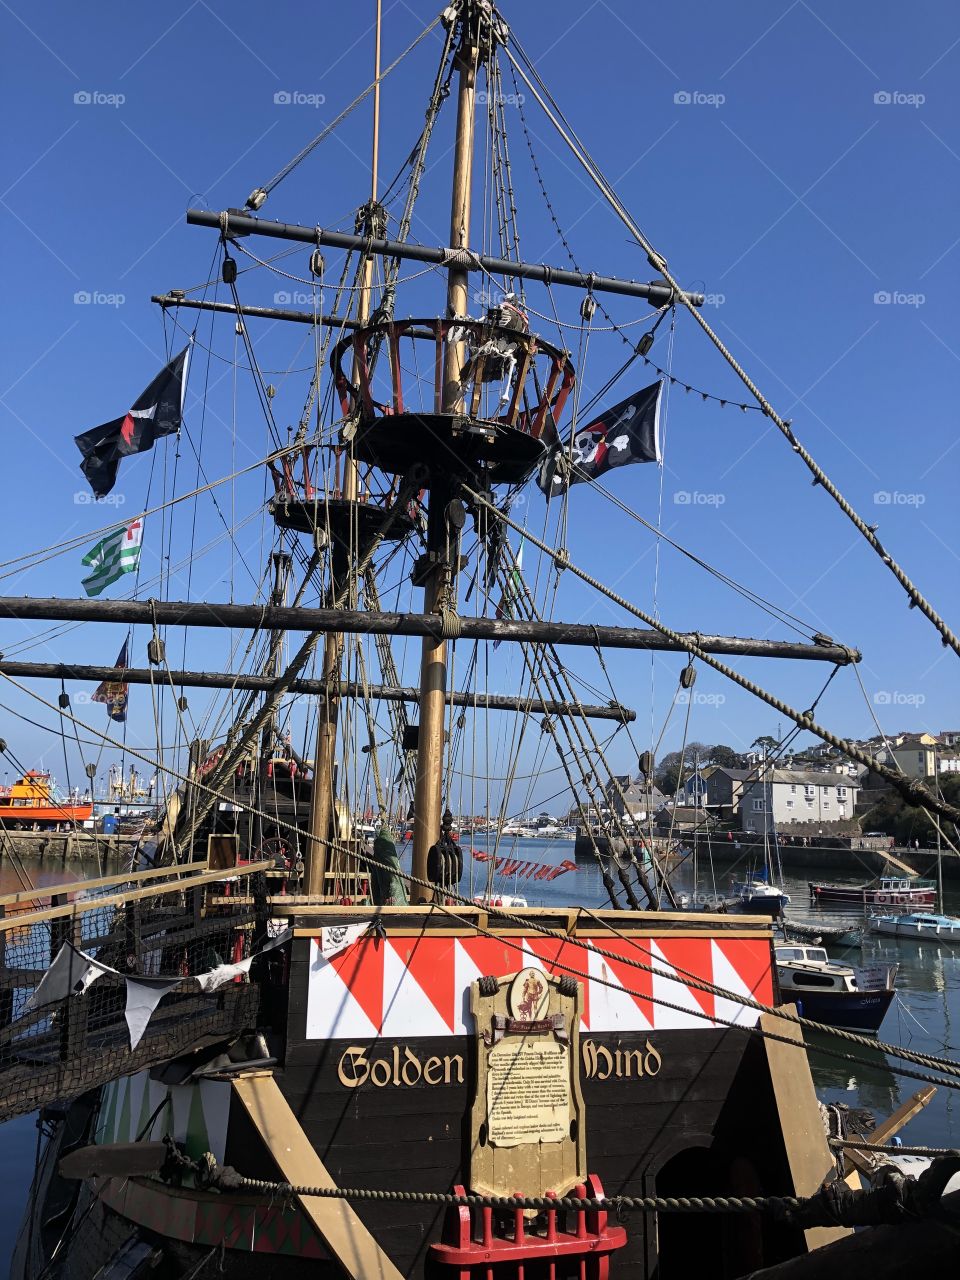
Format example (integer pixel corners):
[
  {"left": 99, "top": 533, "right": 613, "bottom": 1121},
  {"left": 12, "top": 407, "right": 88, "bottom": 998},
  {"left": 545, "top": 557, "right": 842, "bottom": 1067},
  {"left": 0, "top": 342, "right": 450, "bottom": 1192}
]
[
  {"left": 581, "top": 1039, "right": 613, "bottom": 1080},
  {"left": 582, "top": 1039, "right": 663, "bottom": 1080},
  {"left": 336, "top": 1044, "right": 464, "bottom": 1088},
  {"left": 620, "top": 1048, "right": 644, "bottom": 1078},
  {"left": 337, "top": 1045, "right": 370, "bottom": 1088},
  {"left": 370, "top": 1058, "right": 392, "bottom": 1087},
  {"left": 401, "top": 1047, "right": 423, "bottom": 1087}
]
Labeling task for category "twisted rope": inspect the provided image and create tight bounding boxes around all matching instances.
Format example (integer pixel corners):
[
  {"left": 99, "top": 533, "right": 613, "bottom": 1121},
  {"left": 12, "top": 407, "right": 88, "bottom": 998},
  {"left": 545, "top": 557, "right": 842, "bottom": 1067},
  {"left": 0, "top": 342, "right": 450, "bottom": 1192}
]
[{"left": 462, "top": 486, "right": 960, "bottom": 828}]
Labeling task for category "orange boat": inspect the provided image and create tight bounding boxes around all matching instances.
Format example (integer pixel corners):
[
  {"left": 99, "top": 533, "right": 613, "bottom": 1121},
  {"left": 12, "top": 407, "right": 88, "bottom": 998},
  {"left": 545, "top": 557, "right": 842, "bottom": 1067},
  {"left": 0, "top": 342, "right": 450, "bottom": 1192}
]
[{"left": 0, "top": 771, "right": 93, "bottom": 828}]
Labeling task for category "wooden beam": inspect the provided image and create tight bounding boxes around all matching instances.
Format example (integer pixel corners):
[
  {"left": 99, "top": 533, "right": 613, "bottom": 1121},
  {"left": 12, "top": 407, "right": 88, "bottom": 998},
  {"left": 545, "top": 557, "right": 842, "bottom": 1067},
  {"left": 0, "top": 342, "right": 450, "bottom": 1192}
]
[
  {"left": 231, "top": 1072, "right": 404, "bottom": 1280},
  {"left": 839, "top": 1086, "right": 937, "bottom": 1178},
  {"left": 0, "top": 597, "right": 859, "bottom": 663},
  {"left": 758, "top": 1012, "right": 852, "bottom": 1252},
  {"left": 0, "top": 858, "right": 211, "bottom": 908},
  {"left": 0, "top": 660, "right": 634, "bottom": 723},
  {"left": 0, "top": 861, "right": 271, "bottom": 933}
]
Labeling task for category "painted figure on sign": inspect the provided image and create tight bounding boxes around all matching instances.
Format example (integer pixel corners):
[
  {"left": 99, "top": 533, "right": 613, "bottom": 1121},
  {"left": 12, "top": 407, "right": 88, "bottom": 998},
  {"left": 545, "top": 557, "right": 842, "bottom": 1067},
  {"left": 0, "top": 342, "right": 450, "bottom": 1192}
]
[{"left": 516, "top": 971, "right": 545, "bottom": 1021}]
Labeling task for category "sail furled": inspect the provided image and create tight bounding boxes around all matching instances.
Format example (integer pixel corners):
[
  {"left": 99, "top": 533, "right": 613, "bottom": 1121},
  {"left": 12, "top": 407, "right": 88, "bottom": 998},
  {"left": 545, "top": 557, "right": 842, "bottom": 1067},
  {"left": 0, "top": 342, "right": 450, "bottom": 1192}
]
[
  {"left": 81, "top": 522, "right": 143, "bottom": 597},
  {"left": 537, "top": 380, "right": 662, "bottom": 498},
  {"left": 75, "top": 345, "right": 190, "bottom": 497},
  {"left": 91, "top": 638, "right": 130, "bottom": 722}
]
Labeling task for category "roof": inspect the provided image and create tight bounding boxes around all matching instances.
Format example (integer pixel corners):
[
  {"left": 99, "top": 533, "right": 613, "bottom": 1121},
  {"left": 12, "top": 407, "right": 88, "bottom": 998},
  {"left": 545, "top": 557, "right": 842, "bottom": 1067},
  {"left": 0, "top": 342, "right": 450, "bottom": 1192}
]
[
  {"left": 708, "top": 767, "right": 753, "bottom": 781},
  {"left": 744, "top": 769, "right": 860, "bottom": 788}
]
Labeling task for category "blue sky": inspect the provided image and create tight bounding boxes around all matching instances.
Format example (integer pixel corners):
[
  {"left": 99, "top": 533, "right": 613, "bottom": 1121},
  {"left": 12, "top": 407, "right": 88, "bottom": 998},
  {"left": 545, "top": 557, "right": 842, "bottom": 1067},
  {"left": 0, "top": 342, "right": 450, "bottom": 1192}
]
[{"left": 0, "top": 1, "right": 958, "bottom": 809}]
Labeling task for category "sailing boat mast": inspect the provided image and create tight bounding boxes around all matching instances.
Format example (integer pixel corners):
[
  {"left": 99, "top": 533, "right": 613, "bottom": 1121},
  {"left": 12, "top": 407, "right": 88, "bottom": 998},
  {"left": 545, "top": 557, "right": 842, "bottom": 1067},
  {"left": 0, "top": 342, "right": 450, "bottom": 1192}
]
[
  {"left": 304, "top": 0, "right": 384, "bottom": 896},
  {"left": 411, "top": 2, "right": 483, "bottom": 902}
]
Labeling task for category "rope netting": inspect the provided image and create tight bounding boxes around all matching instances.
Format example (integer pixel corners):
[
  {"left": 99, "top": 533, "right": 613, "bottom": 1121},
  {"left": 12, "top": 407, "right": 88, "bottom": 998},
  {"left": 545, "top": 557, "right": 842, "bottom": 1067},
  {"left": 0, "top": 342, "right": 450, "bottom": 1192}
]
[{"left": 0, "top": 868, "right": 265, "bottom": 1122}]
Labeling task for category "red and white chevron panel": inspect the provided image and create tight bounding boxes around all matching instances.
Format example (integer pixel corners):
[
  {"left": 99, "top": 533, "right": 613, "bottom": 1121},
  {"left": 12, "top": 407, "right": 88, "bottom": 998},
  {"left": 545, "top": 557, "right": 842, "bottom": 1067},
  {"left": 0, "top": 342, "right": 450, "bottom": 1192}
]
[{"left": 304, "top": 933, "right": 773, "bottom": 1040}]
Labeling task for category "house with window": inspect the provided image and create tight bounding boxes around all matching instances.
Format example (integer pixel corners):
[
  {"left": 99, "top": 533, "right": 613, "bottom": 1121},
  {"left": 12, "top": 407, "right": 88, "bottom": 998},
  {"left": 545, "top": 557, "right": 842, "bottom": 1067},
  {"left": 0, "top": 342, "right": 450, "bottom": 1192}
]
[
  {"left": 739, "top": 768, "right": 860, "bottom": 834},
  {"left": 889, "top": 737, "right": 937, "bottom": 779},
  {"left": 604, "top": 775, "right": 667, "bottom": 824}
]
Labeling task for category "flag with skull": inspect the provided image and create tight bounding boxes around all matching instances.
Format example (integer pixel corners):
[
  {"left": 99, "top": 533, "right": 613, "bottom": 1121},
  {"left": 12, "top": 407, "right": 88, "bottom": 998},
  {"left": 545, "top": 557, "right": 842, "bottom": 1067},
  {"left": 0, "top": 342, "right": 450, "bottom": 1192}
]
[{"left": 537, "top": 381, "right": 662, "bottom": 497}]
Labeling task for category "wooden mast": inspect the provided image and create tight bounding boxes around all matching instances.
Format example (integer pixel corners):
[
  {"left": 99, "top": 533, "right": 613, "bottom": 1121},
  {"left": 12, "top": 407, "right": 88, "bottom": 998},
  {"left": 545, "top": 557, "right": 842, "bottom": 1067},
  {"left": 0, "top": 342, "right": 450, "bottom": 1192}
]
[
  {"left": 305, "top": 0, "right": 383, "bottom": 896},
  {"left": 411, "top": 5, "right": 480, "bottom": 901}
]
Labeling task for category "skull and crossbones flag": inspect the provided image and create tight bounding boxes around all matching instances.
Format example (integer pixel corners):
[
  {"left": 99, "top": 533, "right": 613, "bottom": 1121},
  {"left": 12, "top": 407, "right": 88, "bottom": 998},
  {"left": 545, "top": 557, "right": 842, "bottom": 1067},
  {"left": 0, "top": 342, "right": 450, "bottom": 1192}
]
[
  {"left": 537, "top": 381, "right": 662, "bottom": 498},
  {"left": 75, "top": 345, "right": 190, "bottom": 498}
]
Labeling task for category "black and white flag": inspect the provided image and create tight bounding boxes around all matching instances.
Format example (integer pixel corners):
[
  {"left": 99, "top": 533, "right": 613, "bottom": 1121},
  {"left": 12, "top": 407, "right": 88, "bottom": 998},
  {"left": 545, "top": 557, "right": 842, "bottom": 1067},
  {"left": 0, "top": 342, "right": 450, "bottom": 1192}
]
[{"left": 537, "top": 381, "right": 662, "bottom": 498}]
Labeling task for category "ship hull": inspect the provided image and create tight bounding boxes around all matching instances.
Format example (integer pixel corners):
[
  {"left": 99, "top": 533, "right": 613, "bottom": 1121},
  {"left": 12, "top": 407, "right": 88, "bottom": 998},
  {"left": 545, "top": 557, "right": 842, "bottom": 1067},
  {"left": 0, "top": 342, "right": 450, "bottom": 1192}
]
[
  {"left": 777, "top": 987, "right": 895, "bottom": 1032},
  {"left": 15, "top": 908, "right": 842, "bottom": 1279},
  {"left": 0, "top": 804, "right": 93, "bottom": 826},
  {"left": 809, "top": 882, "right": 936, "bottom": 908}
]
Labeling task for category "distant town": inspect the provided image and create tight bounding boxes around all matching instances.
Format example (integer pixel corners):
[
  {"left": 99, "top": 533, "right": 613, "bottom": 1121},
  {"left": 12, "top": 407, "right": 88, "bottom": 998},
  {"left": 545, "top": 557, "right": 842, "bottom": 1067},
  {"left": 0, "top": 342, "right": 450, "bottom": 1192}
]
[{"left": 567, "top": 729, "right": 959, "bottom": 849}]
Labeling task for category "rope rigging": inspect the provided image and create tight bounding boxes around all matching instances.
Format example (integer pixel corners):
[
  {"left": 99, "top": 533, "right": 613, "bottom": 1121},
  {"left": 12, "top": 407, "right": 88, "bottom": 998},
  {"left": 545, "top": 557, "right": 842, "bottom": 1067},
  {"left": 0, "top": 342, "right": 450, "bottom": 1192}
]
[
  {"left": 242, "top": 13, "right": 445, "bottom": 208},
  {"left": 463, "top": 486, "right": 960, "bottom": 828},
  {"left": 501, "top": 23, "right": 959, "bottom": 660},
  {"left": 6, "top": 673, "right": 960, "bottom": 1095}
]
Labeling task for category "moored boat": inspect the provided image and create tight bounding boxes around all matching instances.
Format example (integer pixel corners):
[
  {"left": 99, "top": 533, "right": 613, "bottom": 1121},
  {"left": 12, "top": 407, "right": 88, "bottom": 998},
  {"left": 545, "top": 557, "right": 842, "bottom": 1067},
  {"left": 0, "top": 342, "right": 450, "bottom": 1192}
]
[
  {"left": 809, "top": 876, "right": 936, "bottom": 909},
  {"left": 775, "top": 943, "right": 897, "bottom": 1032},
  {"left": 782, "top": 918, "right": 865, "bottom": 947},
  {"left": 870, "top": 911, "right": 960, "bottom": 941},
  {"left": 0, "top": 771, "right": 93, "bottom": 828},
  {"left": 729, "top": 878, "right": 791, "bottom": 916}
]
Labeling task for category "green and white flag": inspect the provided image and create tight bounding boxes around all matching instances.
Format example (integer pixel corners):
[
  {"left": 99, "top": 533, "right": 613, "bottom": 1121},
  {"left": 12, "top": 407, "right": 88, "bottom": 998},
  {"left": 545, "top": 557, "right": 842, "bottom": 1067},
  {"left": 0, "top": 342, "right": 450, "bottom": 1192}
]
[
  {"left": 81, "top": 519, "right": 143, "bottom": 597},
  {"left": 493, "top": 541, "right": 523, "bottom": 649}
]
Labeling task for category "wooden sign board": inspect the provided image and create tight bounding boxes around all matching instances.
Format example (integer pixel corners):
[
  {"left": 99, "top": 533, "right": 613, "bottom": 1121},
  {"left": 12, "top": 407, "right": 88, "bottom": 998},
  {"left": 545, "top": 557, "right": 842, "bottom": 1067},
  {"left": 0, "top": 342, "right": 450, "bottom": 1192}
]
[{"left": 468, "top": 968, "right": 586, "bottom": 1199}]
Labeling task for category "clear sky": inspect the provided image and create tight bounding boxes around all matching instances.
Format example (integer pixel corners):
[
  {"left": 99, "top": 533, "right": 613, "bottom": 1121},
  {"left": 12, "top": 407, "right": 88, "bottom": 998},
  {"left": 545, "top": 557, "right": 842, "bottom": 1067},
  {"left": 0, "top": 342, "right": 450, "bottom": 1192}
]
[{"left": 0, "top": 1, "right": 957, "bottom": 812}]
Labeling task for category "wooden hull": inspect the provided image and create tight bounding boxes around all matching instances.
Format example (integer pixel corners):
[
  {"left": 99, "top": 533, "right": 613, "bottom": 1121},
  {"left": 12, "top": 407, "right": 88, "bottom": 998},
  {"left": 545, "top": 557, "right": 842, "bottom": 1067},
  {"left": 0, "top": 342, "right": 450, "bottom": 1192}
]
[{"left": 21, "top": 908, "right": 843, "bottom": 1278}]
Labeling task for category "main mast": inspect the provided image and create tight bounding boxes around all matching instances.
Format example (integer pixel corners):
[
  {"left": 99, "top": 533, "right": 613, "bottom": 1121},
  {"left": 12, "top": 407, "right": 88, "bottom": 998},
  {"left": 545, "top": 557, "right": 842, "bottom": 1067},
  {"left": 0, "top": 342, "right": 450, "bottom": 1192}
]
[{"left": 410, "top": 3, "right": 483, "bottom": 902}]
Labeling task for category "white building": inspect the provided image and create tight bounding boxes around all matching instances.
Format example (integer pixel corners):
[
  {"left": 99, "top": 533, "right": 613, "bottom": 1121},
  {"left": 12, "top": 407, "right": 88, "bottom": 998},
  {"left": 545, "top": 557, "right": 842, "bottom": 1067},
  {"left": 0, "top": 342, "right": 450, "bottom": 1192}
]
[{"left": 740, "top": 768, "right": 860, "bottom": 833}]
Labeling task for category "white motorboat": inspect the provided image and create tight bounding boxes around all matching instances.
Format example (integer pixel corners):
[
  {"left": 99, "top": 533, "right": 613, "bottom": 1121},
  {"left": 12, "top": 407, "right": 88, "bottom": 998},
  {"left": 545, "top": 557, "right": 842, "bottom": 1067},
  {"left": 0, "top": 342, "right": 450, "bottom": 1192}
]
[
  {"left": 870, "top": 911, "right": 960, "bottom": 941},
  {"left": 775, "top": 943, "right": 897, "bottom": 1032}
]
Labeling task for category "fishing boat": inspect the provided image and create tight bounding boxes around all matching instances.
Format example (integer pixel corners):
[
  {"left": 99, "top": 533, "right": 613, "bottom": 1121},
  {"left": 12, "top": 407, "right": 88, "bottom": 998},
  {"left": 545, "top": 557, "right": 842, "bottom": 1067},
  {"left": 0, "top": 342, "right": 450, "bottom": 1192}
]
[
  {"left": 870, "top": 912, "right": 960, "bottom": 941},
  {"left": 2, "top": 2, "right": 959, "bottom": 1277},
  {"left": 774, "top": 944, "right": 897, "bottom": 1032},
  {"left": 0, "top": 771, "right": 93, "bottom": 828},
  {"left": 809, "top": 876, "right": 937, "bottom": 909}
]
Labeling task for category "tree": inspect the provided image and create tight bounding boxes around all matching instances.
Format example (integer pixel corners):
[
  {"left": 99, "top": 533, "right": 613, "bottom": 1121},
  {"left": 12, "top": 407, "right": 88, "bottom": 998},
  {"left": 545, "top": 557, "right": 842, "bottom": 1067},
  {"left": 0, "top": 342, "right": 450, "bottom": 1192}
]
[
  {"left": 655, "top": 743, "right": 709, "bottom": 796},
  {"left": 858, "top": 775, "right": 960, "bottom": 846},
  {"left": 706, "top": 744, "right": 743, "bottom": 769},
  {"left": 751, "top": 735, "right": 779, "bottom": 755}
]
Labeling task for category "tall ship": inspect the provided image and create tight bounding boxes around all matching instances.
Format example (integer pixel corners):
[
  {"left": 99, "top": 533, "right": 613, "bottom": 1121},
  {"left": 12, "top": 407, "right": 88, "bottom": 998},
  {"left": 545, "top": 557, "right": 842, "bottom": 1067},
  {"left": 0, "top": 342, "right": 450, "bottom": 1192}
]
[{"left": 2, "top": 3, "right": 959, "bottom": 1278}]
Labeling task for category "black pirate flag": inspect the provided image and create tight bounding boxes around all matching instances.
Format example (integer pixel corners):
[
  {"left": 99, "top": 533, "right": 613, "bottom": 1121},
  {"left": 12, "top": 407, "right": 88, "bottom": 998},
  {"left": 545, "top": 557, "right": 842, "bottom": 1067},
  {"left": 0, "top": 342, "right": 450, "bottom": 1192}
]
[{"left": 537, "top": 381, "right": 662, "bottom": 498}]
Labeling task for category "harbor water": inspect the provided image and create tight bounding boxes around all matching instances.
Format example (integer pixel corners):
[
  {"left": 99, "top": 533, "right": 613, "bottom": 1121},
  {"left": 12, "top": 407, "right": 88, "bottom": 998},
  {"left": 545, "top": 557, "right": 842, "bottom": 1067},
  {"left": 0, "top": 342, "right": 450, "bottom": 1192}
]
[{"left": 1, "top": 844, "right": 957, "bottom": 1263}]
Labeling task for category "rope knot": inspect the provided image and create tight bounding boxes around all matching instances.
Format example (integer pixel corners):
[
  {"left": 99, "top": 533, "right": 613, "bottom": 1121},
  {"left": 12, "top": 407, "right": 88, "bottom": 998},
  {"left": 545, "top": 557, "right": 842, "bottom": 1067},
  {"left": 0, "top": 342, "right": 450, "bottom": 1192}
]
[
  {"left": 440, "top": 607, "right": 462, "bottom": 640},
  {"left": 442, "top": 246, "right": 479, "bottom": 269}
]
